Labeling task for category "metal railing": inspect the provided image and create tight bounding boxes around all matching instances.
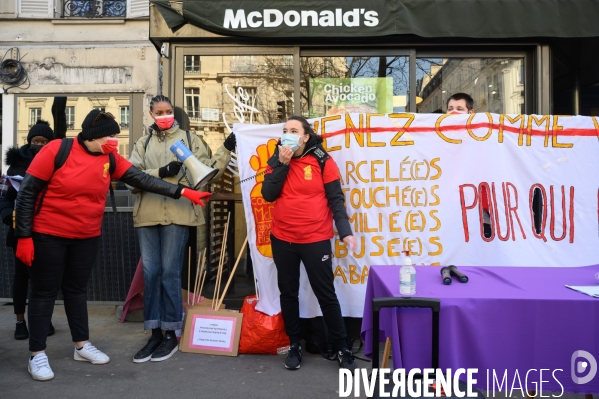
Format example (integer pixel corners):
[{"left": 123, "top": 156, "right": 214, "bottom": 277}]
[{"left": 62, "top": 0, "right": 126, "bottom": 18}]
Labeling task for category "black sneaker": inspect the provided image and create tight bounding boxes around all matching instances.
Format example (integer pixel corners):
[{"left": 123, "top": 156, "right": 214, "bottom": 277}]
[
  {"left": 150, "top": 333, "right": 178, "bottom": 362},
  {"left": 133, "top": 336, "right": 163, "bottom": 363},
  {"left": 47, "top": 322, "right": 55, "bottom": 337},
  {"left": 15, "top": 321, "right": 28, "bottom": 340},
  {"left": 284, "top": 342, "right": 302, "bottom": 370},
  {"left": 338, "top": 348, "right": 357, "bottom": 371}
]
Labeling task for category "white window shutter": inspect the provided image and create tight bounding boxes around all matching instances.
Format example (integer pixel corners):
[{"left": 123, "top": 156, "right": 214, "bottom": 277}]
[
  {"left": 18, "top": 0, "right": 53, "bottom": 18},
  {"left": 127, "top": 0, "right": 149, "bottom": 18}
]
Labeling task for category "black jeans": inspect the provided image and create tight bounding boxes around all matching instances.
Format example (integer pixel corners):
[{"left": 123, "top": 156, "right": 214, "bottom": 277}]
[
  {"left": 12, "top": 247, "right": 29, "bottom": 315},
  {"left": 27, "top": 233, "right": 100, "bottom": 352},
  {"left": 271, "top": 234, "right": 348, "bottom": 350}
]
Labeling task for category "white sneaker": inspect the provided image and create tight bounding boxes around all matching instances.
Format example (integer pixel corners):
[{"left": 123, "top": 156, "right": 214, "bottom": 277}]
[
  {"left": 74, "top": 342, "right": 110, "bottom": 365},
  {"left": 28, "top": 353, "right": 54, "bottom": 381}
]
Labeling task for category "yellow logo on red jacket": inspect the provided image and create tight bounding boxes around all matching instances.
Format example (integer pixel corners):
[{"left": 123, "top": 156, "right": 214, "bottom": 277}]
[
  {"left": 304, "top": 165, "right": 312, "bottom": 180},
  {"left": 103, "top": 163, "right": 110, "bottom": 178}
]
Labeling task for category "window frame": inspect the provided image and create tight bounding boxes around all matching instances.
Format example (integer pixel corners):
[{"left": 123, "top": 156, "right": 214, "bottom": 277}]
[
  {"left": 65, "top": 106, "right": 75, "bottom": 130},
  {"left": 171, "top": 45, "right": 535, "bottom": 119},
  {"left": 29, "top": 107, "right": 42, "bottom": 128},
  {"left": 120, "top": 105, "right": 129, "bottom": 128},
  {"left": 184, "top": 87, "right": 200, "bottom": 120}
]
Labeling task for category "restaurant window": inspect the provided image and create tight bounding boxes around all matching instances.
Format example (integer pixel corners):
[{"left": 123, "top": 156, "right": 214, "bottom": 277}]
[
  {"left": 416, "top": 58, "right": 525, "bottom": 114},
  {"left": 29, "top": 108, "right": 42, "bottom": 128},
  {"left": 300, "top": 55, "right": 410, "bottom": 118},
  {"left": 66, "top": 106, "right": 75, "bottom": 130},
  {"left": 181, "top": 54, "right": 295, "bottom": 132},
  {"left": 178, "top": 52, "right": 295, "bottom": 303}
]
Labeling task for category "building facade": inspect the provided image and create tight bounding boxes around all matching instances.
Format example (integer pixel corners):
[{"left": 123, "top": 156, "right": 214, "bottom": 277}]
[{"left": 0, "top": 0, "right": 156, "bottom": 171}]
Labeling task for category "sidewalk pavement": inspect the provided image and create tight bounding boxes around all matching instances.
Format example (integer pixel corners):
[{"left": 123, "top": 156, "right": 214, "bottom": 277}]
[
  {"left": 0, "top": 303, "right": 350, "bottom": 399},
  {"left": 0, "top": 303, "right": 591, "bottom": 399}
]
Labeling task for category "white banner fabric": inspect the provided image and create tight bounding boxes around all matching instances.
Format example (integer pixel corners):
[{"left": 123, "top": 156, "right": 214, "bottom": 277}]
[{"left": 235, "top": 113, "right": 599, "bottom": 317}]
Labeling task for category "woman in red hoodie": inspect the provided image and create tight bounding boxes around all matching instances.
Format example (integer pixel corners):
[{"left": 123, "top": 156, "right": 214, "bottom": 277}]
[
  {"left": 261, "top": 116, "right": 357, "bottom": 372},
  {"left": 14, "top": 109, "right": 211, "bottom": 381}
]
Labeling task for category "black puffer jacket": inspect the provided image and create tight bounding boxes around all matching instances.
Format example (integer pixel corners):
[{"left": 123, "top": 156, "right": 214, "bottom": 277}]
[{"left": 1, "top": 145, "right": 35, "bottom": 247}]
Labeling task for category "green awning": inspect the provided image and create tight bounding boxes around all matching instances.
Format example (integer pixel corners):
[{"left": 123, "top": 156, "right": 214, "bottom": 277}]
[{"left": 152, "top": 0, "right": 599, "bottom": 39}]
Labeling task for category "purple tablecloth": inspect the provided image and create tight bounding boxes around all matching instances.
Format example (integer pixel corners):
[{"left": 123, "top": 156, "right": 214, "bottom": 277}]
[{"left": 361, "top": 265, "right": 599, "bottom": 394}]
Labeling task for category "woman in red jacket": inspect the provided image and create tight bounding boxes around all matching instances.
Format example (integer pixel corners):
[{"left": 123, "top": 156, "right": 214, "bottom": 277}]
[
  {"left": 261, "top": 116, "right": 357, "bottom": 371},
  {"left": 14, "top": 109, "right": 210, "bottom": 381}
]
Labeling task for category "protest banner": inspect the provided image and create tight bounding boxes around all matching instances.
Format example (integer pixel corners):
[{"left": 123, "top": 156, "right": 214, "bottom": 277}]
[{"left": 236, "top": 113, "right": 599, "bottom": 317}]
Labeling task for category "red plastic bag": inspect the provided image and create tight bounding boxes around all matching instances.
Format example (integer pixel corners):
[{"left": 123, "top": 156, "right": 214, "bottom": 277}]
[{"left": 239, "top": 295, "right": 289, "bottom": 354}]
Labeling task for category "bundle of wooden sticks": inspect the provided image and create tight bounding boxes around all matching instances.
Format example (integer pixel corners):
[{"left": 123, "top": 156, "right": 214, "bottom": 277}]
[{"left": 186, "top": 213, "right": 248, "bottom": 311}]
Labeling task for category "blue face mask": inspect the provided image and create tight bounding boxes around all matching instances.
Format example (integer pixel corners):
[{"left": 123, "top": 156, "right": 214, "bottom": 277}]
[{"left": 281, "top": 133, "right": 303, "bottom": 152}]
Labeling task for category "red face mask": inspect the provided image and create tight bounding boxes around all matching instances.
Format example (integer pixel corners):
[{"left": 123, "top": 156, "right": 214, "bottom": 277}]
[
  {"left": 448, "top": 110, "right": 468, "bottom": 115},
  {"left": 95, "top": 137, "right": 119, "bottom": 154},
  {"left": 155, "top": 114, "right": 175, "bottom": 130}
]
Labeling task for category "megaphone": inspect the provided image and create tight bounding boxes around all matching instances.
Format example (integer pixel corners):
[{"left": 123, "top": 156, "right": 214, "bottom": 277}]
[{"left": 170, "top": 140, "right": 218, "bottom": 189}]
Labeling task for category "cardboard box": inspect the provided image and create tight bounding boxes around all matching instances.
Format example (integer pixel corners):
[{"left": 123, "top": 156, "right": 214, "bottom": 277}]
[{"left": 179, "top": 308, "right": 243, "bottom": 356}]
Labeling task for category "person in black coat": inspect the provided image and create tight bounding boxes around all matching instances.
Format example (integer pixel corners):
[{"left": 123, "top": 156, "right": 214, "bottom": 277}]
[{"left": 0, "top": 120, "right": 56, "bottom": 340}]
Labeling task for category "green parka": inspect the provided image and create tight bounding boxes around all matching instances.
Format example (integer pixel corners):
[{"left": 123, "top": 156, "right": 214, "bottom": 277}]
[{"left": 128, "top": 124, "right": 231, "bottom": 228}]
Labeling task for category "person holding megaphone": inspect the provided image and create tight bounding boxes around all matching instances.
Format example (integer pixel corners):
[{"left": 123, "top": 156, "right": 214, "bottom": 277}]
[
  {"left": 14, "top": 109, "right": 211, "bottom": 381},
  {"left": 128, "top": 95, "right": 235, "bottom": 364}
]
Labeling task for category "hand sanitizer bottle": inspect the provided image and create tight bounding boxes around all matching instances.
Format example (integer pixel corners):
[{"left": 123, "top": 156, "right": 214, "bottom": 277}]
[{"left": 400, "top": 250, "right": 416, "bottom": 295}]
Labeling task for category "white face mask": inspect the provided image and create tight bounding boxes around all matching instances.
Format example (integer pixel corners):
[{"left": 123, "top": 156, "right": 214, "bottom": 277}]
[{"left": 281, "top": 133, "right": 303, "bottom": 152}]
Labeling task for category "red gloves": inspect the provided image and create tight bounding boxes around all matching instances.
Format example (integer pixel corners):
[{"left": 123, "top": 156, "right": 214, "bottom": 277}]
[
  {"left": 16, "top": 237, "right": 34, "bottom": 267},
  {"left": 181, "top": 189, "right": 211, "bottom": 206}
]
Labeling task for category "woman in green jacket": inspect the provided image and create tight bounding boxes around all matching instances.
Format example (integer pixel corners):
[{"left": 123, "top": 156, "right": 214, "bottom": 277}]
[{"left": 128, "top": 95, "right": 235, "bottom": 363}]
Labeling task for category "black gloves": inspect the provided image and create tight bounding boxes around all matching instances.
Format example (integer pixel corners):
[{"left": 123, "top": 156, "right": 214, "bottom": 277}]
[
  {"left": 159, "top": 161, "right": 182, "bottom": 178},
  {"left": 224, "top": 132, "right": 236, "bottom": 151}
]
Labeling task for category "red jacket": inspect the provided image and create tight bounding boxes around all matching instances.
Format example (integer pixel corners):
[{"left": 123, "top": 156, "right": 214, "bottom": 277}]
[{"left": 262, "top": 138, "right": 352, "bottom": 244}]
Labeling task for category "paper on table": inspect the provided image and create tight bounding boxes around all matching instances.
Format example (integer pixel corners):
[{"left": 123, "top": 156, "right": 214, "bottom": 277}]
[
  {"left": 565, "top": 285, "right": 599, "bottom": 298},
  {"left": 8, "top": 175, "right": 24, "bottom": 191}
]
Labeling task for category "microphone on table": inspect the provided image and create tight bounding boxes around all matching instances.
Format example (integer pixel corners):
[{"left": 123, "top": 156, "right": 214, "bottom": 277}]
[
  {"left": 440, "top": 267, "right": 452, "bottom": 285},
  {"left": 449, "top": 265, "right": 469, "bottom": 283}
]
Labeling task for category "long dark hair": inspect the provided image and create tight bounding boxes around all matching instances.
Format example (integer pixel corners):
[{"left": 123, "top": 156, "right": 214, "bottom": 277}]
[{"left": 286, "top": 115, "right": 322, "bottom": 144}]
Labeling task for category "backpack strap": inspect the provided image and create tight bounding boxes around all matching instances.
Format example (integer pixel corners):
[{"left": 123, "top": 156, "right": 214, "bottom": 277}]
[
  {"left": 311, "top": 145, "right": 329, "bottom": 176},
  {"left": 108, "top": 152, "right": 117, "bottom": 215},
  {"left": 35, "top": 138, "right": 73, "bottom": 215},
  {"left": 55, "top": 138, "right": 73, "bottom": 169},
  {"left": 143, "top": 131, "right": 153, "bottom": 152}
]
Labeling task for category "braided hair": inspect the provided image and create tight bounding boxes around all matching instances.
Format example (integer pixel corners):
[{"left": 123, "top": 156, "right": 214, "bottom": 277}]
[{"left": 150, "top": 94, "right": 172, "bottom": 112}]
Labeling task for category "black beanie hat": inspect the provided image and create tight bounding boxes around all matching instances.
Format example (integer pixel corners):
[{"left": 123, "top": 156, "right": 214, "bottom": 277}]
[
  {"left": 27, "top": 120, "right": 54, "bottom": 144},
  {"left": 80, "top": 109, "right": 120, "bottom": 140}
]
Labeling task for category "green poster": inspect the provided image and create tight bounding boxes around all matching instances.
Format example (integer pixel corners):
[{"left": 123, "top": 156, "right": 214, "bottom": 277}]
[{"left": 309, "top": 77, "right": 393, "bottom": 118}]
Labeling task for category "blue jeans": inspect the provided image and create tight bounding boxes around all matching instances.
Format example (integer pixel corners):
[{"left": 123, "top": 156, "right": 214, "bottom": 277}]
[{"left": 136, "top": 224, "right": 189, "bottom": 331}]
